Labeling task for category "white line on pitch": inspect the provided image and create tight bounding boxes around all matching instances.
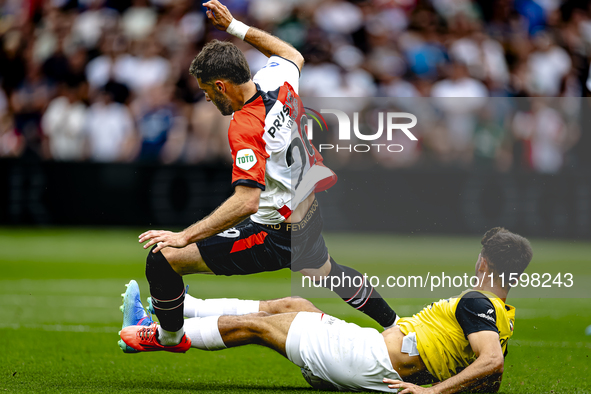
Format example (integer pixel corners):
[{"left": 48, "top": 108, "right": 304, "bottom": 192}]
[
  {"left": 0, "top": 323, "right": 120, "bottom": 333},
  {"left": 511, "top": 340, "right": 591, "bottom": 349}
]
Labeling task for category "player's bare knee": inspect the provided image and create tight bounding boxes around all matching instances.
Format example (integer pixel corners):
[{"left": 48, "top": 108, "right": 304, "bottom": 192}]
[
  {"left": 290, "top": 297, "right": 321, "bottom": 312},
  {"left": 262, "top": 296, "right": 318, "bottom": 314},
  {"left": 261, "top": 297, "right": 298, "bottom": 313},
  {"left": 250, "top": 311, "right": 271, "bottom": 318},
  {"left": 223, "top": 314, "right": 270, "bottom": 345},
  {"left": 282, "top": 296, "right": 314, "bottom": 312}
]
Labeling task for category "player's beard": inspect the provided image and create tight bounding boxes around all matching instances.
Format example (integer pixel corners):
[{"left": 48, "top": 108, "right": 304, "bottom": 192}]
[{"left": 211, "top": 91, "right": 234, "bottom": 116}]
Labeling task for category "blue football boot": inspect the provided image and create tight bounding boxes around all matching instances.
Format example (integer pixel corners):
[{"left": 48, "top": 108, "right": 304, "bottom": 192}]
[{"left": 118, "top": 280, "right": 153, "bottom": 353}]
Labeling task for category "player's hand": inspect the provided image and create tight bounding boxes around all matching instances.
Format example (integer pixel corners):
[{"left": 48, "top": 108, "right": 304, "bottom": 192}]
[
  {"left": 139, "top": 230, "right": 188, "bottom": 253},
  {"left": 383, "top": 379, "right": 437, "bottom": 394},
  {"left": 203, "top": 0, "right": 233, "bottom": 31}
]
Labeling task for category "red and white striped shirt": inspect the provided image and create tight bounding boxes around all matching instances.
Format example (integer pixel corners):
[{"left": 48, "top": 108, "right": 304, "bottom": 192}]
[{"left": 228, "top": 56, "right": 337, "bottom": 224}]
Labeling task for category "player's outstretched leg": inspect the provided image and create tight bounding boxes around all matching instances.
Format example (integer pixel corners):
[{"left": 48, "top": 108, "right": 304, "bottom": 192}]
[
  {"left": 322, "top": 257, "right": 398, "bottom": 328},
  {"left": 120, "top": 297, "right": 318, "bottom": 354},
  {"left": 145, "top": 247, "right": 186, "bottom": 346},
  {"left": 147, "top": 288, "right": 259, "bottom": 318},
  {"left": 118, "top": 280, "right": 154, "bottom": 353},
  {"left": 121, "top": 311, "right": 297, "bottom": 355},
  {"left": 148, "top": 294, "right": 321, "bottom": 318}
]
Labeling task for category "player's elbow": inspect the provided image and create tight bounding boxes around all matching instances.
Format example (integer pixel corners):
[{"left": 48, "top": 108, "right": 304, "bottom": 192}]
[
  {"left": 234, "top": 186, "right": 260, "bottom": 216},
  {"left": 283, "top": 48, "right": 304, "bottom": 72},
  {"left": 244, "top": 199, "right": 259, "bottom": 215},
  {"left": 496, "top": 359, "right": 504, "bottom": 374},
  {"left": 242, "top": 194, "right": 259, "bottom": 216},
  {"left": 477, "top": 352, "right": 504, "bottom": 377},
  {"left": 488, "top": 354, "right": 504, "bottom": 374},
  {"left": 292, "top": 52, "right": 305, "bottom": 71}
]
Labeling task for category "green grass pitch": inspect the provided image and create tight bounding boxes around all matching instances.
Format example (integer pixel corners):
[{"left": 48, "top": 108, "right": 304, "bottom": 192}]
[{"left": 1, "top": 228, "right": 590, "bottom": 393}]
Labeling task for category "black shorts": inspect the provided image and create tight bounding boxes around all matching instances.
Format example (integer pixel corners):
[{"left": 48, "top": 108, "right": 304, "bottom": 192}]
[{"left": 197, "top": 199, "right": 328, "bottom": 276}]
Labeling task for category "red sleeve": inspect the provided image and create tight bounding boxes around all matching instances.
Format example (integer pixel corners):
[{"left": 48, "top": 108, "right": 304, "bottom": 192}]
[{"left": 229, "top": 106, "right": 269, "bottom": 190}]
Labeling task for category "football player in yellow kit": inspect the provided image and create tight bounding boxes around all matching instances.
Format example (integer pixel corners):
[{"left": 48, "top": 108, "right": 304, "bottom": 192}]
[
  {"left": 382, "top": 227, "right": 531, "bottom": 393},
  {"left": 121, "top": 227, "right": 532, "bottom": 393}
]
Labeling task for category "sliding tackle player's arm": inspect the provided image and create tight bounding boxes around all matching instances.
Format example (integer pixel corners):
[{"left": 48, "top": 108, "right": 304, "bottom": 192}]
[
  {"left": 139, "top": 186, "right": 260, "bottom": 253},
  {"left": 383, "top": 330, "right": 504, "bottom": 394},
  {"left": 202, "top": 0, "right": 304, "bottom": 71}
]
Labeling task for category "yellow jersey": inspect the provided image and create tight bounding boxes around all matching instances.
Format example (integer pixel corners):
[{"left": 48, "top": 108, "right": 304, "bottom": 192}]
[{"left": 397, "top": 289, "right": 515, "bottom": 381}]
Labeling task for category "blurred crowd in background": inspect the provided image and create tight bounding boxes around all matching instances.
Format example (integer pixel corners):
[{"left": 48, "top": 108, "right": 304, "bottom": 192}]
[{"left": 0, "top": 0, "right": 590, "bottom": 173}]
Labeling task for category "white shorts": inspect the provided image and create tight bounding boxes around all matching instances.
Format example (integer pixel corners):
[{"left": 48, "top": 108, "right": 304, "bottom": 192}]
[{"left": 286, "top": 312, "right": 401, "bottom": 392}]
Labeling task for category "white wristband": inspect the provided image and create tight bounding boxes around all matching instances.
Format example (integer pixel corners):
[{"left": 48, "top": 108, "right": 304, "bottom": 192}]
[{"left": 226, "top": 18, "right": 250, "bottom": 40}]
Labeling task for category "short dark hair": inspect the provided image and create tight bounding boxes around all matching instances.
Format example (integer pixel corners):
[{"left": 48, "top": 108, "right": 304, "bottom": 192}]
[
  {"left": 481, "top": 227, "right": 533, "bottom": 278},
  {"left": 189, "top": 40, "right": 251, "bottom": 85}
]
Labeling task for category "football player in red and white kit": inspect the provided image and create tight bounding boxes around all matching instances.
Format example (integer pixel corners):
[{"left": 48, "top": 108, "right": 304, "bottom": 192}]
[{"left": 131, "top": 0, "right": 397, "bottom": 351}]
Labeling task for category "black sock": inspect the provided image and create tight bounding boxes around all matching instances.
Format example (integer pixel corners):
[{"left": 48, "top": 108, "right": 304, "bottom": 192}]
[
  {"left": 323, "top": 257, "right": 397, "bottom": 327},
  {"left": 145, "top": 248, "right": 185, "bottom": 332}
]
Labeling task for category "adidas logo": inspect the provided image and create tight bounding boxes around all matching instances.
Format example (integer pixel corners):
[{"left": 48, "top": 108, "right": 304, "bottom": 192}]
[{"left": 477, "top": 313, "right": 496, "bottom": 323}]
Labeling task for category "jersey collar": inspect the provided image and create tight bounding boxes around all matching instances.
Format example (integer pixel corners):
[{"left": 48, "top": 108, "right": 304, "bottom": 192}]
[{"left": 243, "top": 82, "right": 262, "bottom": 107}]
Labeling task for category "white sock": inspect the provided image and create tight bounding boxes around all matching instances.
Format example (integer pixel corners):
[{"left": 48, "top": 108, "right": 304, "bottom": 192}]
[
  {"left": 184, "top": 316, "right": 227, "bottom": 350},
  {"left": 157, "top": 326, "right": 184, "bottom": 346},
  {"left": 184, "top": 295, "right": 260, "bottom": 318}
]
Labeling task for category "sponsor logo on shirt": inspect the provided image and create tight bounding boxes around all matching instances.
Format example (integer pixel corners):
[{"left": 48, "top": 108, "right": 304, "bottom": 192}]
[
  {"left": 477, "top": 313, "right": 496, "bottom": 323},
  {"left": 236, "top": 149, "right": 257, "bottom": 170},
  {"left": 262, "top": 61, "right": 280, "bottom": 69},
  {"left": 267, "top": 104, "right": 292, "bottom": 138}
]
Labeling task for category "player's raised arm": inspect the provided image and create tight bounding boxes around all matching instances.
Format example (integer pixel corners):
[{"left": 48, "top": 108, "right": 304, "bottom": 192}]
[{"left": 202, "top": 0, "right": 304, "bottom": 71}]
